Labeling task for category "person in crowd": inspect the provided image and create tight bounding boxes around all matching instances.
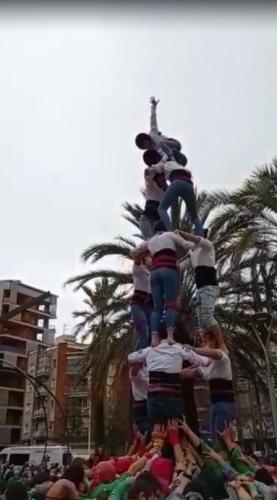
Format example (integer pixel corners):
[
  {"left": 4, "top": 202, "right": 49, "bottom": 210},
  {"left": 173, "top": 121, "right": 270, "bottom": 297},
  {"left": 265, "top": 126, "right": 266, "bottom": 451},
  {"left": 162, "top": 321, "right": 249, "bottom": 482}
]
[
  {"left": 181, "top": 324, "right": 236, "bottom": 444},
  {"left": 135, "top": 96, "right": 188, "bottom": 167},
  {"left": 177, "top": 229, "right": 219, "bottom": 330},
  {"left": 5, "top": 479, "right": 29, "bottom": 500},
  {"left": 45, "top": 463, "right": 84, "bottom": 500},
  {"left": 131, "top": 256, "right": 152, "bottom": 350},
  {"left": 127, "top": 471, "right": 163, "bottom": 500},
  {"left": 132, "top": 221, "right": 194, "bottom": 345},
  {"left": 143, "top": 150, "right": 203, "bottom": 236},
  {"left": 129, "top": 362, "right": 150, "bottom": 435},
  {"left": 128, "top": 324, "right": 209, "bottom": 425},
  {"left": 29, "top": 471, "right": 53, "bottom": 499},
  {"left": 140, "top": 165, "right": 168, "bottom": 240}
]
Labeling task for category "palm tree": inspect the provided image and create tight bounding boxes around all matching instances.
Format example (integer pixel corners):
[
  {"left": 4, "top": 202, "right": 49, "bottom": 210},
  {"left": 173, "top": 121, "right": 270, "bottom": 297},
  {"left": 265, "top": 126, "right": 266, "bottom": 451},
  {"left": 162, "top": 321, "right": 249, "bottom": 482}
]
[
  {"left": 73, "top": 278, "right": 133, "bottom": 446},
  {"left": 68, "top": 161, "right": 277, "bottom": 440}
]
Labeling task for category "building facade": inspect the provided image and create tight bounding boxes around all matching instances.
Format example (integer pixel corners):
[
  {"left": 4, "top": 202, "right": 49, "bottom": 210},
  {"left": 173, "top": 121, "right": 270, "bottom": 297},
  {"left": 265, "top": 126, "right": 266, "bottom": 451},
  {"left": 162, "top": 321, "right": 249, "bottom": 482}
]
[
  {"left": 0, "top": 280, "right": 57, "bottom": 449},
  {"left": 22, "top": 335, "right": 89, "bottom": 450}
]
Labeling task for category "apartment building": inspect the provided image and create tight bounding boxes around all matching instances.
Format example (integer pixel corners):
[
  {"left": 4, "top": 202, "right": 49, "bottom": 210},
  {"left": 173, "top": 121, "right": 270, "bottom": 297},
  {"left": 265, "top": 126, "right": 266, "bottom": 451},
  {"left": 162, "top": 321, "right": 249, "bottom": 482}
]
[
  {"left": 22, "top": 335, "right": 89, "bottom": 449},
  {"left": 0, "top": 280, "right": 57, "bottom": 449}
]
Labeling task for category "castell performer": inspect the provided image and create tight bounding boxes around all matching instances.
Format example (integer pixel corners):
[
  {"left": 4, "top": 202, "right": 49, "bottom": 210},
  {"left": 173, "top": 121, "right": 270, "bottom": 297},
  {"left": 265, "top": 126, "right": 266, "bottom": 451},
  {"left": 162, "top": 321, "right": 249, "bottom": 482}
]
[
  {"left": 181, "top": 323, "right": 236, "bottom": 444},
  {"left": 131, "top": 255, "right": 152, "bottom": 350},
  {"left": 135, "top": 96, "right": 188, "bottom": 166},
  {"left": 140, "top": 166, "right": 168, "bottom": 240},
  {"left": 177, "top": 229, "right": 219, "bottom": 329},
  {"left": 132, "top": 221, "right": 194, "bottom": 346},
  {"left": 143, "top": 150, "right": 204, "bottom": 236}
]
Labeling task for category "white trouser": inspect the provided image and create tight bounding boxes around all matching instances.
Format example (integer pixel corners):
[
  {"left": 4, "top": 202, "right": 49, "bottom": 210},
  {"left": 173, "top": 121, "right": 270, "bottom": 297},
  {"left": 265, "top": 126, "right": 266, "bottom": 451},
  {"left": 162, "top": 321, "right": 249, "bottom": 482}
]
[{"left": 195, "top": 285, "right": 219, "bottom": 329}]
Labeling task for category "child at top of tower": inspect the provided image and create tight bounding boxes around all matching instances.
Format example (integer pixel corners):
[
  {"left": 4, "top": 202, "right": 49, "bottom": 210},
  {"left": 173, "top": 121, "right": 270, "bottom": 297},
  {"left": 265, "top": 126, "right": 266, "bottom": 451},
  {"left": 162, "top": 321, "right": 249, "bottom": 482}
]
[{"left": 135, "top": 96, "right": 188, "bottom": 167}]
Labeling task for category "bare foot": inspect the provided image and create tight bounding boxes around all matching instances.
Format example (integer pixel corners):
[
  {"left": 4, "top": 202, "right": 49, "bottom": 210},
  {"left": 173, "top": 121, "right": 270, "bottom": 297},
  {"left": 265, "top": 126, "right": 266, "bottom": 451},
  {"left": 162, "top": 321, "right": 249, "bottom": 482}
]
[{"left": 151, "top": 333, "right": 160, "bottom": 347}]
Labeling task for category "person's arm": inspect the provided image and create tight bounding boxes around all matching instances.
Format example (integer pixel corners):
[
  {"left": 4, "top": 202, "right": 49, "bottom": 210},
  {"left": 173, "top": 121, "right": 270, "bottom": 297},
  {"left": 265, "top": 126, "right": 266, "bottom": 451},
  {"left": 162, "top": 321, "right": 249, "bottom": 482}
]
[
  {"left": 150, "top": 96, "right": 159, "bottom": 132},
  {"left": 175, "top": 230, "right": 203, "bottom": 244},
  {"left": 170, "top": 233, "right": 195, "bottom": 252},
  {"left": 178, "top": 257, "right": 191, "bottom": 272},
  {"left": 127, "top": 456, "right": 148, "bottom": 476},
  {"left": 167, "top": 419, "right": 184, "bottom": 464},
  {"left": 203, "top": 449, "right": 237, "bottom": 480},
  {"left": 182, "top": 347, "right": 210, "bottom": 367},
  {"left": 178, "top": 417, "right": 200, "bottom": 448},
  {"left": 180, "top": 367, "right": 202, "bottom": 380},
  {"left": 128, "top": 348, "right": 149, "bottom": 365},
  {"left": 192, "top": 346, "right": 224, "bottom": 361},
  {"left": 131, "top": 242, "right": 149, "bottom": 258}
]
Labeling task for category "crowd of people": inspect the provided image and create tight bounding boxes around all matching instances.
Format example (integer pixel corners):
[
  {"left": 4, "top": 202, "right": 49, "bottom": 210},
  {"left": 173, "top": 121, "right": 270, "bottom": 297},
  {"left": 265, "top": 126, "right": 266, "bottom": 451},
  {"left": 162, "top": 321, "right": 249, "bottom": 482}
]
[{"left": 1, "top": 427, "right": 277, "bottom": 500}]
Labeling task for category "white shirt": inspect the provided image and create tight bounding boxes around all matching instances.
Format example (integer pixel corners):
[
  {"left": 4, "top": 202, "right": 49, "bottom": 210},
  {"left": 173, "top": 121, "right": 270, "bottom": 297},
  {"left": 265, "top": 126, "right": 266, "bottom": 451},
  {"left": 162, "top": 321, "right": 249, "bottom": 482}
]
[
  {"left": 128, "top": 341, "right": 209, "bottom": 374},
  {"left": 189, "top": 239, "right": 216, "bottom": 268},
  {"left": 130, "top": 366, "right": 149, "bottom": 401},
  {"left": 147, "top": 232, "right": 194, "bottom": 256},
  {"left": 133, "top": 264, "right": 151, "bottom": 293},
  {"left": 200, "top": 351, "right": 232, "bottom": 381},
  {"left": 144, "top": 173, "right": 165, "bottom": 202},
  {"left": 151, "top": 160, "right": 192, "bottom": 181}
]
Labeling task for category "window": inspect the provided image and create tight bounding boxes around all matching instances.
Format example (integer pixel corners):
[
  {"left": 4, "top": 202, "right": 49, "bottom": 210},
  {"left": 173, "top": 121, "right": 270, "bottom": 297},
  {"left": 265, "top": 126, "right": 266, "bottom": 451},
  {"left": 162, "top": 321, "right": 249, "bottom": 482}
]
[
  {"left": 3, "top": 289, "right": 10, "bottom": 298},
  {"left": 0, "top": 454, "right": 7, "bottom": 463},
  {"left": 1, "top": 304, "right": 9, "bottom": 315},
  {"left": 9, "top": 453, "right": 30, "bottom": 466}
]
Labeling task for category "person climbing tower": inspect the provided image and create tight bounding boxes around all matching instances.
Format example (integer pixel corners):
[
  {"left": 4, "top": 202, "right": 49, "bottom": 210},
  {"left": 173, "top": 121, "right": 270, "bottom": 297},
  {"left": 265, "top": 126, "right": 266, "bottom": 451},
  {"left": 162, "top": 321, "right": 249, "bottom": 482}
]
[
  {"left": 143, "top": 150, "right": 204, "bottom": 236},
  {"left": 139, "top": 165, "right": 168, "bottom": 240},
  {"left": 131, "top": 255, "right": 153, "bottom": 350},
  {"left": 177, "top": 228, "right": 219, "bottom": 330},
  {"left": 132, "top": 221, "right": 194, "bottom": 346},
  {"left": 135, "top": 96, "right": 188, "bottom": 166}
]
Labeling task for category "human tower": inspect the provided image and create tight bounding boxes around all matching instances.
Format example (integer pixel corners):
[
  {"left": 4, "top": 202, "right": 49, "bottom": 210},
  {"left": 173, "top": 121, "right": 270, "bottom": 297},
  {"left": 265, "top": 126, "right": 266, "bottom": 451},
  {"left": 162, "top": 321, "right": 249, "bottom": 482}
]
[{"left": 127, "top": 97, "right": 236, "bottom": 443}]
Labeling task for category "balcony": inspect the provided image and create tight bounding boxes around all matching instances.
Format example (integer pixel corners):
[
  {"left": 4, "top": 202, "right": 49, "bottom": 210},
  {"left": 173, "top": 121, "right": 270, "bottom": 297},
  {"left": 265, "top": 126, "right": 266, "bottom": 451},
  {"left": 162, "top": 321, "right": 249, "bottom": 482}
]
[
  {"left": 66, "top": 364, "right": 81, "bottom": 375},
  {"left": 33, "top": 408, "right": 46, "bottom": 419},
  {"left": 36, "top": 365, "right": 51, "bottom": 377}
]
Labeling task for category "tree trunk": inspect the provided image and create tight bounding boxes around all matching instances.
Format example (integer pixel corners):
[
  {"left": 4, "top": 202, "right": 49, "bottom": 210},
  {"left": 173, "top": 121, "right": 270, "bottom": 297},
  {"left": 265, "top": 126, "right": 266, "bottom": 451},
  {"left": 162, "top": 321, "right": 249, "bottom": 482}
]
[{"left": 92, "top": 388, "right": 105, "bottom": 446}]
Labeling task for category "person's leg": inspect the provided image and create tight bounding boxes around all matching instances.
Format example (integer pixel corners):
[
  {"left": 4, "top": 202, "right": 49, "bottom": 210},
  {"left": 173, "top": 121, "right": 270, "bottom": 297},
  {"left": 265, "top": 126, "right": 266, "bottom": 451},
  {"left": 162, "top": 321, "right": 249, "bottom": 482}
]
[
  {"left": 158, "top": 182, "right": 182, "bottom": 231},
  {"left": 131, "top": 304, "right": 150, "bottom": 350},
  {"left": 164, "top": 396, "right": 184, "bottom": 420},
  {"left": 162, "top": 268, "right": 178, "bottom": 343},
  {"left": 139, "top": 215, "right": 154, "bottom": 240},
  {"left": 211, "top": 402, "right": 237, "bottom": 446},
  {"left": 198, "top": 286, "right": 220, "bottom": 329},
  {"left": 144, "top": 303, "right": 152, "bottom": 346},
  {"left": 147, "top": 396, "right": 166, "bottom": 425},
  {"left": 172, "top": 149, "right": 188, "bottom": 166},
  {"left": 150, "top": 269, "right": 164, "bottom": 346},
  {"left": 178, "top": 181, "right": 204, "bottom": 236}
]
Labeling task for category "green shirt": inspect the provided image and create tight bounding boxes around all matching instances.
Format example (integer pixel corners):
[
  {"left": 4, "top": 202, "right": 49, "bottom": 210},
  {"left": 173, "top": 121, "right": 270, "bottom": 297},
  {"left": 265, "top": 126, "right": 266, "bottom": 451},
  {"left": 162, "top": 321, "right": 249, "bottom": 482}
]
[
  {"left": 108, "top": 476, "right": 133, "bottom": 500},
  {"left": 83, "top": 475, "right": 132, "bottom": 500},
  {"left": 229, "top": 448, "right": 255, "bottom": 476}
]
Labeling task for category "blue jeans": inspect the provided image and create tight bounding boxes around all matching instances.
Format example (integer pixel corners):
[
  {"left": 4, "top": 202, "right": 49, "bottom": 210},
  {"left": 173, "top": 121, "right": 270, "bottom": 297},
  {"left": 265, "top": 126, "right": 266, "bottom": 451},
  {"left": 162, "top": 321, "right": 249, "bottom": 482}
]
[
  {"left": 159, "top": 139, "right": 188, "bottom": 167},
  {"left": 151, "top": 267, "right": 178, "bottom": 332},
  {"left": 147, "top": 395, "right": 184, "bottom": 424},
  {"left": 211, "top": 401, "right": 237, "bottom": 444},
  {"left": 158, "top": 180, "right": 203, "bottom": 235},
  {"left": 131, "top": 303, "right": 152, "bottom": 349}
]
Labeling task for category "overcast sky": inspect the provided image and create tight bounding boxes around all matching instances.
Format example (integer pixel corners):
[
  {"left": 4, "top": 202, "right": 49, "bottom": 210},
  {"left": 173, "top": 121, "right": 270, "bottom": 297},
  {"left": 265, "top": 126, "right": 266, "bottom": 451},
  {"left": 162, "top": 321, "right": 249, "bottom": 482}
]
[{"left": 0, "top": 4, "right": 276, "bottom": 334}]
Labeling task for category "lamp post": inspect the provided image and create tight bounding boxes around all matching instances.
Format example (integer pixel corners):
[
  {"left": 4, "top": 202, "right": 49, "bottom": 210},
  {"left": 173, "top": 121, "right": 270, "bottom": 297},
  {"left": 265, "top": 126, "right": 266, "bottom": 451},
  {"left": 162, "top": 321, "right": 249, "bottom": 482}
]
[{"left": 251, "top": 313, "right": 277, "bottom": 450}]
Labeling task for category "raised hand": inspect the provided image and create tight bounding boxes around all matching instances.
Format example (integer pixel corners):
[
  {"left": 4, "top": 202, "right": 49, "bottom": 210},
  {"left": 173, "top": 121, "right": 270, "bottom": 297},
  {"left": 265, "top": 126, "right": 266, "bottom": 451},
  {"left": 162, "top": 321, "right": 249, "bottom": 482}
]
[
  {"left": 149, "top": 96, "right": 160, "bottom": 106},
  {"left": 152, "top": 423, "right": 167, "bottom": 440}
]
